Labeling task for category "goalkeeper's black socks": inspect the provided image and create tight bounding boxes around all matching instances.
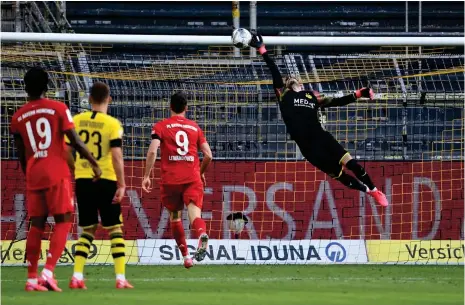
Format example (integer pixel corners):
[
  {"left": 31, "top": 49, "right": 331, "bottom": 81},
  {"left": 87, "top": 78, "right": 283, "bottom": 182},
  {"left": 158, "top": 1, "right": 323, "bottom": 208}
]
[
  {"left": 336, "top": 172, "right": 368, "bottom": 192},
  {"left": 345, "top": 159, "right": 376, "bottom": 191}
]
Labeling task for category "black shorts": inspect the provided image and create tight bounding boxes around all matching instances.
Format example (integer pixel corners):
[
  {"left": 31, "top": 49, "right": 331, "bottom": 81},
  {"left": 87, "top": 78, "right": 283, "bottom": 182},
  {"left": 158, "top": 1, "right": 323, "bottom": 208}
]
[
  {"left": 75, "top": 178, "right": 122, "bottom": 229},
  {"left": 297, "top": 131, "right": 348, "bottom": 178}
]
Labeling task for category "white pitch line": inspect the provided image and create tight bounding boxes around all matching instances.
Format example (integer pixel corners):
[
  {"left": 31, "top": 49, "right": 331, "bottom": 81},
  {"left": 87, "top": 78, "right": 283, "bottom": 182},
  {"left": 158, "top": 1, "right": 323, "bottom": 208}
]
[{"left": 0, "top": 277, "right": 458, "bottom": 283}]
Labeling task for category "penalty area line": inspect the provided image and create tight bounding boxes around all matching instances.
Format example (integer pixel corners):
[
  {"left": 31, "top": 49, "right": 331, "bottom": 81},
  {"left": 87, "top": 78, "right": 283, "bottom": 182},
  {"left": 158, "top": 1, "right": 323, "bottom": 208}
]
[{"left": 0, "top": 276, "right": 456, "bottom": 283}]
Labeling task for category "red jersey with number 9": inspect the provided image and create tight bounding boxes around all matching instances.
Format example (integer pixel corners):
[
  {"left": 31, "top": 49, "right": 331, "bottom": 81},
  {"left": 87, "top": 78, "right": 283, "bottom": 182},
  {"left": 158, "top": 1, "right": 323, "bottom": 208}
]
[
  {"left": 10, "top": 98, "right": 75, "bottom": 190},
  {"left": 151, "top": 116, "right": 207, "bottom": 185}
]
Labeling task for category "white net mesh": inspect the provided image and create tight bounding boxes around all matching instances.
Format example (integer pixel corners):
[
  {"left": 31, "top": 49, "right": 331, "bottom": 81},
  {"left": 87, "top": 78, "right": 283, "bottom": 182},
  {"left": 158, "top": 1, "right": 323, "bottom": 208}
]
[{"left": 1, "top": 43, "right": 463, "bottom": 265}]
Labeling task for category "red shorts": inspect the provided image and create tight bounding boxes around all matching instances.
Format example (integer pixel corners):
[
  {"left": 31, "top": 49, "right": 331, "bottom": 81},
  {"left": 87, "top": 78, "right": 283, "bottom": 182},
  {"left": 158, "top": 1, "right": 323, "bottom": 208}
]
[
  {"left": 27, "top": 178, "right": 74, "bottom": 217},
  {"left": 160, "top": 181, "right": 204, "bottom": 212}
]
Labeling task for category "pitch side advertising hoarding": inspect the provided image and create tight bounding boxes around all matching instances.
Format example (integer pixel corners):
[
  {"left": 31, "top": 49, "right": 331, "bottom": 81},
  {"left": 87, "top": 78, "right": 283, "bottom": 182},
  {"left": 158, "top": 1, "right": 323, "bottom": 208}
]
[
  {"left": 137, "top": 239, "right": 368, "bottom": 265},
  {"left": 366, "top": 240, "right": 465, "bottom": 264}
]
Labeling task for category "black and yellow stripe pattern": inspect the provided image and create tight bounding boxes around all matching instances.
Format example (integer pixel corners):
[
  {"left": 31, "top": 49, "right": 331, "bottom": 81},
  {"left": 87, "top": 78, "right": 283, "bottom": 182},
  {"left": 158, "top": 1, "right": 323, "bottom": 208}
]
[
  {"left": 74, "top": 232, "right": 94, "bottom": 274},
  {"left": 110, "top": 230, "right": 126, "bottom": 275}
]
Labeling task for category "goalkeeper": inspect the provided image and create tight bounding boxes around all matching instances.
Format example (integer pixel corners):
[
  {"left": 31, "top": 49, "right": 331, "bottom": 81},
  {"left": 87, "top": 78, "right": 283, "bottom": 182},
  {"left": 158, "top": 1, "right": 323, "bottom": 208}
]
[{"left": 249, "top": 33, "right": 388, "bottom": 207}]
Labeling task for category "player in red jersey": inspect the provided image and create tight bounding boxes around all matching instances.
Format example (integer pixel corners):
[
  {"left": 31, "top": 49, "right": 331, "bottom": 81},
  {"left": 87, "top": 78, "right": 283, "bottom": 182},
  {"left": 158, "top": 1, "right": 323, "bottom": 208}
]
[
  {"left": 142, "top": 91, "right": 213, "bottom": 268},
  {"left": 10, "top": 67, "right": 101, "bottom": 292}
]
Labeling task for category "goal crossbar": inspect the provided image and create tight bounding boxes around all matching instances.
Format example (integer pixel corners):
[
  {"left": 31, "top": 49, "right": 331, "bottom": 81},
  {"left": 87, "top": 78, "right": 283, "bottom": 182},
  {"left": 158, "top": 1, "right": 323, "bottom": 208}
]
[{"left": 1, "top": 32, "right": 463, "bottom": 46}]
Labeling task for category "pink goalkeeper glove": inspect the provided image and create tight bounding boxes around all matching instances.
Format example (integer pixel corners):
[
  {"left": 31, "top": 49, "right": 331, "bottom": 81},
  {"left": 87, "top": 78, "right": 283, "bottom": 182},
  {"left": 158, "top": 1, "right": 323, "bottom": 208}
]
[{"left": 355, "top": 87, "right": 375, "bottom": 100}]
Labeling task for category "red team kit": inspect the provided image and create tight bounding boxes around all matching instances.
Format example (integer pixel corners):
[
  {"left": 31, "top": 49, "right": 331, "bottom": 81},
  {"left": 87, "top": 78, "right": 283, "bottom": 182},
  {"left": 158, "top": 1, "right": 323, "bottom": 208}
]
[
  {"left": 10, "top": 98, "right": 75, "bottom": 217},
  {"left": 151, "top": 116, "right": 207, "bottom": 212}
]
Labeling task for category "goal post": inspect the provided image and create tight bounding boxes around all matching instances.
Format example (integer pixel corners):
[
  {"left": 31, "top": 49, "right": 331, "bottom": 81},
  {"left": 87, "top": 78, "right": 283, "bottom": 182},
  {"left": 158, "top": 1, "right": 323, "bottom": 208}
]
[{"left": 1, "top": 34, "right": 463, "bottom": 266}]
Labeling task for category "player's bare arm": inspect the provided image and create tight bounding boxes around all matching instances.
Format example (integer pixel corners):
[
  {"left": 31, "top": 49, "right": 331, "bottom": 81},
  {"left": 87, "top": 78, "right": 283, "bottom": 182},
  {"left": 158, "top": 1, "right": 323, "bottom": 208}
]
[
  {"left": 142, "top": 138, "right": 160, "bottom": 193},
  {"left": 111, "top": 146, "right": 126, "bottom": 202},
  {"left": 13, "top": 134, "right": 27, "bottom": 174},
  {"left": 199, "top": 142, "right": 212, "bottom": 187},
  {"left": 64, "top": 128, "right": 102, "bottom": 180},
  {"left": 65, "top": 147, "right": 75, "bottom": 173}
]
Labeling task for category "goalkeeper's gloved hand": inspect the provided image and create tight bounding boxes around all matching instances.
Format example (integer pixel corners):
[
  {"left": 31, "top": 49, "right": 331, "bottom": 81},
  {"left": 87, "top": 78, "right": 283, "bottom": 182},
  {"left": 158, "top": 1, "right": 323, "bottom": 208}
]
[
  {"left": 250, "top": 31, "right": 267, "bottom": 54},
  {"left": 355, "top": 87, "right": 375, "bottom": 100}
]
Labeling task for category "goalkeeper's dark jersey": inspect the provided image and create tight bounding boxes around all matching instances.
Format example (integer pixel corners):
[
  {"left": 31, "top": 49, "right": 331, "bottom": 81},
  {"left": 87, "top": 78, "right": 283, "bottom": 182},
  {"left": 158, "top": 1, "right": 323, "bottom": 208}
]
[
  {"left": 261, "top": 50, "right": 358, "bottom": 146},
  {"left": 260, "top": 51, "right": 326, "bottom": 142},
  {"left": 277, "top": 89, "right": 324, "bottom": 142},
  {"left": 260, "top": 48, "right": 356, "bottom": 177}
]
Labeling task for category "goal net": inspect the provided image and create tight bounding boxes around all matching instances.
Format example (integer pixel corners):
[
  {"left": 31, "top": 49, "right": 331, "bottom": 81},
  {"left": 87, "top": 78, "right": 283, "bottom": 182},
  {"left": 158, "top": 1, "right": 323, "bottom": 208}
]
[{"left": 1, "top": 42, "right": 463, "bottom": 265}]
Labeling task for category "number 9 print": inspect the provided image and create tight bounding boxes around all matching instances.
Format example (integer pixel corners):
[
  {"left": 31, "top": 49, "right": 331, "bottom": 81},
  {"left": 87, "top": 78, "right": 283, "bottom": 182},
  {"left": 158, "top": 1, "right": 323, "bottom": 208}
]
[{"left": 175, "top": 130, "right": 189, "bottom": 156}]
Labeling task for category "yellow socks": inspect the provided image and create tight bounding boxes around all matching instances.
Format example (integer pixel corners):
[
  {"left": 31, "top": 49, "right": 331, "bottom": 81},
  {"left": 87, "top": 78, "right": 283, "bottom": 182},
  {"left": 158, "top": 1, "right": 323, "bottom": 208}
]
[
  {"left": 73, "top": 232, "right": 94, "bottom": 279},
  {"left": 110, "top": 230, "right": 126, "bottom": 280}
]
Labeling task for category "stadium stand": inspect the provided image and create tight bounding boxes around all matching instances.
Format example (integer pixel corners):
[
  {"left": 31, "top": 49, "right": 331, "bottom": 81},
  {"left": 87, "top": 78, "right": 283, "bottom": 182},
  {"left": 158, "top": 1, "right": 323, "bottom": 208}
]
[
  {"left": 1, "top": 1, "right": 463, "bottom": 162},
  {"left": 63, "top": 1, "right": 464, "bottom": 54}
]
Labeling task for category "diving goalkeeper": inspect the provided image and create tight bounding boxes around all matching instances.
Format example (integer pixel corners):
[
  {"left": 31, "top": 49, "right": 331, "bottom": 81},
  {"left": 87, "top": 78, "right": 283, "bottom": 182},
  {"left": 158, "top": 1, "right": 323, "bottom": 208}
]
[{"left": 249, "top": 33, "right": 388, "bottom": 207}]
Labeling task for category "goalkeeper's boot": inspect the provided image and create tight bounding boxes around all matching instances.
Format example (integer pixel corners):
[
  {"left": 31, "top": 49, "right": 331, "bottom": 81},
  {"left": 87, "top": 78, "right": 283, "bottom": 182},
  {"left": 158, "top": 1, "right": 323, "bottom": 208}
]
[
  {"left": 69, "top": 276, "right": 87, "bottom": 290},
  {"left": 194, "top": 233, "right": 209, "bottom": 262},
  {"left": 116, "top": 279, "right": 134, "bottom": 289},
  {"left": 40, "top": 271, "right": 62, "bottom": 292},
  {"left": 184, "top": 257, "right": 194, "bottom": 269},
  {"left": 369, "top": 189, "right": 389, "bottom": 207},
  {"left": 25, "top": 280, "right": 48, "bottom": 292}
]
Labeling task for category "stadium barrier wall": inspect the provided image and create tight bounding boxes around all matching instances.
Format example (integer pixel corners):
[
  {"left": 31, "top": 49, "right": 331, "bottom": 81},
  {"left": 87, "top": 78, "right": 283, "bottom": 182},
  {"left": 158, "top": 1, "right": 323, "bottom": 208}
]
[
  {"left": 2, "top": 160, "right": 463, "bottom": 242},
  {"left": 2, "top": 239, "right": 463, "bottom": 266},
  {"left": 1, "top": 32, "right": 463, "bottom": 46}
]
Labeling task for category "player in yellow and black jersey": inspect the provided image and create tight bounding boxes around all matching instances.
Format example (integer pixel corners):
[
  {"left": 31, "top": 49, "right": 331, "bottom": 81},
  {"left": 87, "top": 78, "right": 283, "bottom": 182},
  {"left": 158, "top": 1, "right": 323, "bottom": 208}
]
[{"left": 66, "top": 82, "right": 133, "bottom": 289}]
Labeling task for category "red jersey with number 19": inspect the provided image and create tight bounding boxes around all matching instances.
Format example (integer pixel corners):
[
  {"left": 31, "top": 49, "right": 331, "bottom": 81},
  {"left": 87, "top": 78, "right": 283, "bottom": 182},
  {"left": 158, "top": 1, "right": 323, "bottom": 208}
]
[
  {"left": 10, "top": 98, "right": 75, "bottom": 190},
  {"left": 151, "top": 116, "right": 207, "bottom": 185}
]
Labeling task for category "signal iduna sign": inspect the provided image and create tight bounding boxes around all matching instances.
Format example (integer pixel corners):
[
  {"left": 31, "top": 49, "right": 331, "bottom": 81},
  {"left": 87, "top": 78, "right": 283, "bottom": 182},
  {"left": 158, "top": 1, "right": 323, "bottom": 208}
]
[{"left": 137, "top": 239, "right": 367, "bottom": 265}]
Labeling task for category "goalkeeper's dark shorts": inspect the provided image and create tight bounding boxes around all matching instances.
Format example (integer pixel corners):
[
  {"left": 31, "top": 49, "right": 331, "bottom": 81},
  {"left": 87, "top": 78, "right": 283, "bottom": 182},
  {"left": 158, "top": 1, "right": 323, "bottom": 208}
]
[{"left": 297, "top": 131, "right": 349, "bottom": 179}]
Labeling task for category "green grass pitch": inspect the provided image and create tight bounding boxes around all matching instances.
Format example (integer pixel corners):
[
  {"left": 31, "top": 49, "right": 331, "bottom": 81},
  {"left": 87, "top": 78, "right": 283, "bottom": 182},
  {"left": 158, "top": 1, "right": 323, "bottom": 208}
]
[{"left": 1, "top": 265, "right": 463, "bottom": 305}]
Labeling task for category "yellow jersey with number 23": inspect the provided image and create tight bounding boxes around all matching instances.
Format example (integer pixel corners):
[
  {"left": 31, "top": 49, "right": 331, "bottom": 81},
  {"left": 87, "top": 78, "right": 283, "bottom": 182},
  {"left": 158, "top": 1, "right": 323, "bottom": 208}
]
[{"left": 71, "top": 110, "right": 123, "bottom": 181}]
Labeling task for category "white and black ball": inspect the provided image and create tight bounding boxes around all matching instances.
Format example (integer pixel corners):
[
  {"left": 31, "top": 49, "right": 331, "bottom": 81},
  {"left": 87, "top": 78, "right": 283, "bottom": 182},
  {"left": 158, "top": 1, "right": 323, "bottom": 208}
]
[{"left": 231, "top": 28, "right": 252, "bottom": 49}]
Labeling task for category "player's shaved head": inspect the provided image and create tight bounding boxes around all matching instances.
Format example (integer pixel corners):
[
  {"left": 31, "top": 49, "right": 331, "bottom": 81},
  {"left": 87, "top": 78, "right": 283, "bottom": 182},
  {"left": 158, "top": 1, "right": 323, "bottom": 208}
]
[
  {"left": 170, "top": 91, "right": 188, "bottom": 114},
  {"left": 90, "top": 82, "right": 110, "bottom": 104},
  {"left": 24, "top": 67, "right": 49, "bottom": 98}
]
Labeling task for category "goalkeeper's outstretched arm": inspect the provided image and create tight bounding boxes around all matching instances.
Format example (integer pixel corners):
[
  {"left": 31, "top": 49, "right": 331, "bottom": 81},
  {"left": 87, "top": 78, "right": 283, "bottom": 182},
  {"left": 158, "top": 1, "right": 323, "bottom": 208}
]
[
  {"left": 316, "top": 87, "right": 375, "bottom": 108},
  {"left": 249, "top": 33, "right": 284, "bottom": 99}
]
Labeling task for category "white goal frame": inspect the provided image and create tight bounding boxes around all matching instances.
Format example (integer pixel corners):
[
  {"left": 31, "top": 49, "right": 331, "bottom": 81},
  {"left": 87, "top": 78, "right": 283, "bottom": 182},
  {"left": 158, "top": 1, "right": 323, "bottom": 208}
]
[{"left": 1, "top": 32, "right": 463, "bottom": 46}]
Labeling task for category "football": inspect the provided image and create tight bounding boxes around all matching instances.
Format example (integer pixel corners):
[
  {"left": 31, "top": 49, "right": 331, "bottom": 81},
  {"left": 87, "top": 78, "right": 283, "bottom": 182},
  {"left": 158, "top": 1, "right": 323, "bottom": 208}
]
[{"left": 231, "top": 28, "right": 252, "bottom": 49}]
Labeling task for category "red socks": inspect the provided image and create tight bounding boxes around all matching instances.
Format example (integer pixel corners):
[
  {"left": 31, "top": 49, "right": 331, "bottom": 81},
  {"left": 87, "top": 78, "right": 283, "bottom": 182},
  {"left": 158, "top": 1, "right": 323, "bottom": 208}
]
[
  {"left": 192, "top": 217, "right": 206, "bottom": 238},
  {"left": 170, "top": 221, "right": 188, "bottom": 257},
  {"left": 44, "top": 222, "right": 72, "bottom": 272},
  {"left": 26, "top": 226, "right": 44, "bottom": 279},
  {"left": 27, "top": 222, "right": 72, "bottom": 278}
]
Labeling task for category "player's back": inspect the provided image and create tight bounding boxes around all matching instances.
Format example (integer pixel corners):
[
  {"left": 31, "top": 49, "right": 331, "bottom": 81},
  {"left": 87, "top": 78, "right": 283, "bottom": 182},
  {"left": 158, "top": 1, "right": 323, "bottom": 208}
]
[
  {"left": 152, "top": 116, "right": 206, "bottom": 185},
  {"left": 72, "top": 111, "right": 123, "bottom": 181},
  {"left": 10, "top": 98, "right": 74, "bottom": 190}
]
